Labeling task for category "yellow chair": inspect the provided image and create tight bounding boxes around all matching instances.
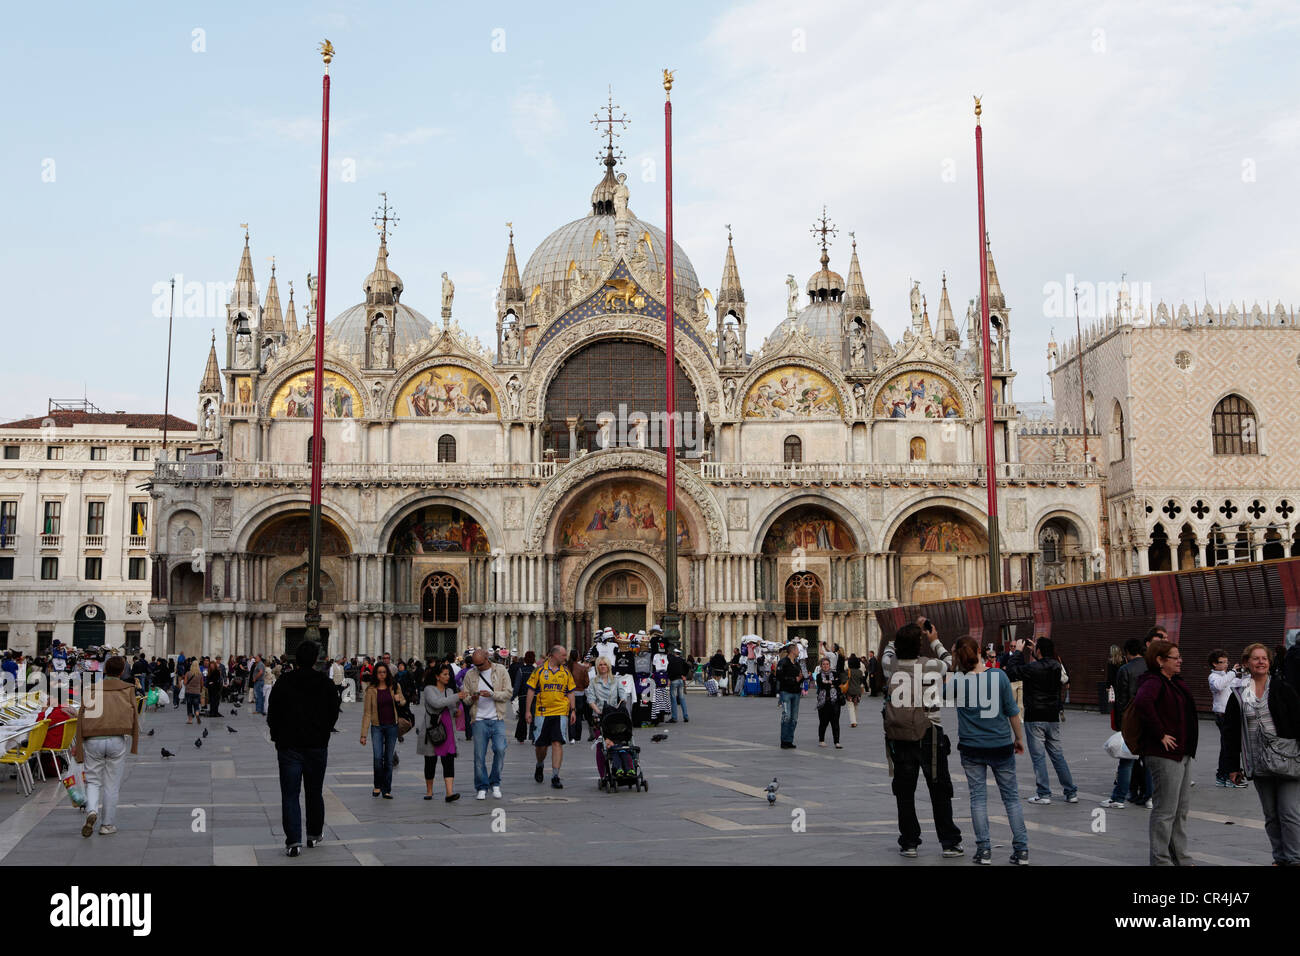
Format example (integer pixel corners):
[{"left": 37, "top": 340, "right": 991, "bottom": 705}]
[
  {"left": 0, "top": 720, "right": 50, "bottom": 796},
  {"left": 38, "top": 717, "right": 76, "bottom": 778}
]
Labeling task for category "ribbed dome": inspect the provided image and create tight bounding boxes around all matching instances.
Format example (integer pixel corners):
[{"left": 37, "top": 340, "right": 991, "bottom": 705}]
[
  {"left": 520, "top": 214, "right": 700, "bottom": 312},
  {"left": 327, "top": 303, "right": 433, "bottom": 354},
  {"left": 771, "top": 301, "right": 892, "bottom": 360}
]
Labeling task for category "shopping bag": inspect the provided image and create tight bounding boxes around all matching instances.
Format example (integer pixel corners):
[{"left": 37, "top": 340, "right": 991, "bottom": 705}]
[
  {"left": 146, "top": 688, "right": 159, "bottom": 708},
  {"left": 1103, "top": 731, "right": 1134, "bottom": 760},
  {"left": 62, "top": 760, "right": 86, "bottom": 808},
  {"left": 155, "top": 689, "right": 170, "bottom": 707}
]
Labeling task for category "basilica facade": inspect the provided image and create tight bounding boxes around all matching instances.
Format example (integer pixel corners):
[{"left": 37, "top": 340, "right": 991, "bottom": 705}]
[{"left": 147, "top": 144, "right": 1102, "bottom": 661}]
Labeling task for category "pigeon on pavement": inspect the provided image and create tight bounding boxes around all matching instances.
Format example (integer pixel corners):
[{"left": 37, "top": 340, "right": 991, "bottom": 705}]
[
  {"left": 765, "top": 778, "right": 779, "bottom": 806},
  {"left": 227, "top": 726, "right": 238, "bottom": 733},
  {"left": 194, "top": 738, "right": 202, "bottom": 748},
  {"left": 161, "top": 748, "right": 174, "bottom": 759},
  {"left": 147, "top": 728, "right": 155, "bottom": 736},
  {"left": 202, "top": 728, "right": 209, "bottom": 738}
]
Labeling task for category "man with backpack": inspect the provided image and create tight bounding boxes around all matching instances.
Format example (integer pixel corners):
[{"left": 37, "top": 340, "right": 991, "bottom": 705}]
[{"left": 882, "top": 619, "right": 963, "bottom": 859}]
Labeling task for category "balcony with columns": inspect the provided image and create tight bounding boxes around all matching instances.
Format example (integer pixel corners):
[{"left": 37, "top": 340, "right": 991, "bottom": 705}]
[
  {"left": 154, "top": 460, "right": 558, "bottom": 487},
  {"left": 698, "top": 460, "right": 1097, "bottom": 485}
]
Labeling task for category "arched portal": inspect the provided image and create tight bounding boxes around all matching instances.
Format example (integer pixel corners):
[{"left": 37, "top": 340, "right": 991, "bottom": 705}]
[
  {"left": 73, "top": 604, "right": 106, "bottom": 650},
  {"left": 891, "top": 506, "right": 987, "bottom": 603},
  {"left": 594, "top": 568, "right": 650, "bottom": 633}
]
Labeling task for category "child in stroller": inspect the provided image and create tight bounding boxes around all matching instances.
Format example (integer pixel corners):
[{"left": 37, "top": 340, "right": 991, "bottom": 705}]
[{"left": 593, "top": 706, "right": 647, "bottom": 793}]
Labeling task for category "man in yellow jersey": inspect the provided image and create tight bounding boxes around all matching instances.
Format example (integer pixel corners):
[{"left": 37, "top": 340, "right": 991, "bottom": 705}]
[{"left": 526, "top": 645, "right": 577, "bottom": 789}]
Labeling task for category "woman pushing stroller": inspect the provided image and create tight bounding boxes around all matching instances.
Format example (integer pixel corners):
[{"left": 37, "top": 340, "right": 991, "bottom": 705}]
[{"left": 588, "top": 658, "right": 638, "bottom": 789}]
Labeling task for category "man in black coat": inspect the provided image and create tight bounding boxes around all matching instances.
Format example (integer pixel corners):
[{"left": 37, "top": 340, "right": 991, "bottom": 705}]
[
  {"left": 1007, "top": 637, "right": 1078, "bottom": 804},
  {"left": 267, "top": 640, "right": 339, "bottom": 858}
]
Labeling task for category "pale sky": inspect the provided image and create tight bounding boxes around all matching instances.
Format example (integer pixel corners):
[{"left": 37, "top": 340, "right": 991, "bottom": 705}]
[{"left": 3, "top": 0, "right": 1298, "bottom": 421}]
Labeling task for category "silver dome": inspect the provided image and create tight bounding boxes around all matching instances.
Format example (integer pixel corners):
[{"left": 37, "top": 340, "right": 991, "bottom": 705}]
[
  {"left": 327, "top": 302, "right": 434, "bottom": 354},
  {"left": 771, "top": 301, "right": 892, "bottom": 359},
  {"left": 520, "top": 213, "right": 700, "bottom": 311}
]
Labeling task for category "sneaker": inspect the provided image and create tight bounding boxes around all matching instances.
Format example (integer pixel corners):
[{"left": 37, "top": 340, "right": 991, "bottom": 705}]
[
  {"left": 1009, "top": 849, "right": 1030, "bottom": 865},
  {"left": 683, "top": 717, "right": 689, "bottom": 723},
  {"left": 899, "top": 847, "right": 919, "bottom": 858},
  {"left": 973, "top": 848, "right": 992, "bottom": 865},
  {"left": 818, "top": 741, "right": 827, "bottom": 748},
  {"left": 476, "top": 790, "right": 487, "bottom": 800},
  {"left": 1234, "top": 779, "right": 1249, "bottom": 789},
  {"left": 834, "top": 743, "right": 843, "bottom": 749},
  {"left": 779, "top": 742, "right": 794, "bottom": 749},
  {"left": 1026, "top": 796, "right": 1052, "bottom": 805},
  {"left": 81, "top": 811, "right": 98, "bottom": 839},
  {"left": 534, "top": 763, "right": 544, "bottom": 783},
  {"left": 491, "top": 786, "right": 502, "bottom": 799},
  {"left": 551, "top": 775, "right": 563, "bottom": 789},
  {"left": 1099, "top": 799, "right": 1125, "bottom": 809},
  {"left": 1144, "top": 799, "right": 1154, "bottom": 808},
  {"left": 1216, "top": 777, "right": 1232, "bottom": 788},
  {"left": 942, "top": 845, "right": 965, "bottom": 858},
  {"left": 1065, "top": 794, "right": 1080, "bottom": 804},
  {"left": 98, "top": 824, "right": 117, "bottom": 836},
  {"left": 286, "top": 845, "right": 302, "bottom": 858},
  {"left": 306, "top": 837, "right": 322, "bottom": 848}
]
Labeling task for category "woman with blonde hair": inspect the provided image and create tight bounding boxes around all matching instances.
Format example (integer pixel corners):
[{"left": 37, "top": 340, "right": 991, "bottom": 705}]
[{"left": 183, "top": 660, "right": 204, "bottom": 724}]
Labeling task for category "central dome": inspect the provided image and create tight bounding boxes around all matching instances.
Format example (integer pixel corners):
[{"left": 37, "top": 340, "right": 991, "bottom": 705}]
[
  {"left": 521, "top": 162, "right": 700, "bottom": 313},
  {"left": 327, "top": 303, "right": 433, "bottom": 354}
]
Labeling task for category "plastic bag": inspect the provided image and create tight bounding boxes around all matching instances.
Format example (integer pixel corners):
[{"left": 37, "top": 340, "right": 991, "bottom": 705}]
[
  {"left": 62, "top": 760, "right": 86, "bottom": 808},
  {"left": 1103, "top": 730, "right": 1134, "bottom": 760},
  {"left": 146, "top": 688, "right": 159, "bottom": 708},
  {"left": 155, "top": 689, "right": 169, "bottom": 707}
]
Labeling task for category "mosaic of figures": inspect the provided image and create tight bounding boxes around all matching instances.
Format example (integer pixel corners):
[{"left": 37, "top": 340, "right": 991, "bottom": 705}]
[
  {"left": 874, "top": 372, "right": 962, "bottom": 419},
  {"left": 895, "top": 509, "right": 983, "bottom": 554},
  {"left": 234, "top": 376, "right": 252, "bottom": 405},
  {"left": 391, "top": 505, "right": 491, "bottom": 555},
  {"left": 556, "top": 480, "right": 693, "bottom": 552},
  {"left": 743, "top": 366, "right": 842, "bottom": 419},
  {"left": 249, "top": 515, "right": 350, "bottom": 556},
  {"left": 395, "top": 366, "right": 497, "bottom": 419},
  {"left": 270, "top": 372, "right": 362, "bottom": 419},
  {"left": 761, "top": 505, "right": 856, "bottom": 554}
]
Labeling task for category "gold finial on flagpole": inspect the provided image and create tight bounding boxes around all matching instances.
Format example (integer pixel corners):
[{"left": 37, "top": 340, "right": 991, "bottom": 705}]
[
  {"left": 319, "top": 39, "right": 335, "bottom": 70},
  {"left": 973, "top": 94, "right": 982, "bottom": 125},
  {"left": 663, "top": 69, "right": 675, "bottom": 99}
]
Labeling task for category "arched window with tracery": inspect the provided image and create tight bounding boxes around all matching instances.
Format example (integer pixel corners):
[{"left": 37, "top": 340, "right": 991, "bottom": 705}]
[
  {"left": 1212, "top": 394, "right": 1258, "bottom": 455},
  {"left": 783, "top": 435, "right": 802, "bottom": 463},
  {"left": 437, "top": 434, "right": 456, "bottom": 463},
  {"left": 784, "top": 572, "right": 822, "bottom": 621},
  {"left": 421, "top": 572, "right": 460, "bottom": 623}
]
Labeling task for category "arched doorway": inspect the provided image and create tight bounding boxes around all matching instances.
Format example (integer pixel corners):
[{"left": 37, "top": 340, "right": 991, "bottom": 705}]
[
  {"left": 249, "top": 511, "right": 351, "bottom": 656},
  {"left": 73, "top": 604, "right": 106, "bottom": 650},
  {"left": 1037, "top": 515, "right": 1085, "bottom": 584},
  {"left": 595, "top": 569, "right": 649, "bottom": 633},
  {"left": 784, "top": 571, "right": 823, "bottom": 644},
  {"left": 420, "top": 571, "right": 460, "bottom": 660},
  {"left": 891, "top": 506, "right": 987, "bottom": 602}
]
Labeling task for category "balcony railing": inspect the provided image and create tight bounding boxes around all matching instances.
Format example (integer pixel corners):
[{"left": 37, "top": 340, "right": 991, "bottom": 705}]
[
  {"left": 83, "top": 534, "right": 105, "bottom": 550},
  {"left": 993, "top": 403, "right": 1018, "bottom": 419},
  {"left": 220, "top": 402, "right": 259, "bottom": 417},
  {"left": 0, "top": 534, "right": 15, "bottom": 550},
  {"left": 128, "top": 535, "right": 148, "bottom": 549},
  {"left": 155, "top": 460, "right": 559, "bottom": 484},
  {"left": 39, "top": 533, "right": 62, "bottom": 549},
  {"left": 699, "top": 460, "right": 1098, "bottom": 483}
]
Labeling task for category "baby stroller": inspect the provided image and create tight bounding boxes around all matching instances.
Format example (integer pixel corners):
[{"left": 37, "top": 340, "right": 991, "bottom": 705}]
[{"left": 594, "top": 707, "right": 647, "bottom": 793}]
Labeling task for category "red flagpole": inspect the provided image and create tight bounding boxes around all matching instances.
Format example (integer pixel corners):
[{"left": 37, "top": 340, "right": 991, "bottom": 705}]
[
  {"left": 975, "top": 97, "right": 1001, "bottom": 592},
  {"left": 306, "top": 41, "right": 334, "bottom": 645},
  {"left": 662, "top": 70, "right": 680, "bottom": 651}
]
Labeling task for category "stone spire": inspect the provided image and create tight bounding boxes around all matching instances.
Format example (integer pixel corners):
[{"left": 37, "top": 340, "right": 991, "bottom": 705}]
[
  {"left": 936, "top": 272, "right": 959, "bottom": 343},
  {"left": 363, "top": 235, "right": 403, "bottom": 306},
  {"left": 718, "top": 226, "right": 745, "bottom": 306},
  {"left": 500, "top": 224, "right": 523, "bottom": 302},
  {"left": 200, "top": 333, "right": 223, "bottom": 396},
  {"left": 230, "top": 226, "right": 259, "bottom": 312},
  {"left": 261, "top": 260, "right": 284, "bottom": 333},
  {"left": 284, "top": 281, "right": 298, "bottom": 335},
  {"left": 844, "top": 234, "right": 870, "bottom": 312},
  {"left": 984, "top": 233, "right": 1005, "bottom": 311}
]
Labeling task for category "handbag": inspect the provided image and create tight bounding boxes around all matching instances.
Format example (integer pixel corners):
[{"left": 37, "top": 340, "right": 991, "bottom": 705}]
[{"left": 424, "top": 711, "right": 448, "bottom": 747}]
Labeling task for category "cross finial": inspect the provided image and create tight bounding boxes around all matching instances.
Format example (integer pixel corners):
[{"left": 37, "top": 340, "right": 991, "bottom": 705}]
[
  {"left": 373, "top": 192, "right": 399, "bottom": 243},
  {"left": 810, "top": 205, "right": 837, "bottom": 264},
  {"left": 240, "top": 223, "right": 249, "bottom": 242},
  {"left": 725, "top": 223, "right": 733, "bottom": 243},
  {"left": 268, "top": 255, "right": 276, "bottom": 275},
  {"left": 506, "top": 221, "right": 514, "bottom": 241},
  {"left": 591, "top": 86, "right": 629, "bottom": 168}
]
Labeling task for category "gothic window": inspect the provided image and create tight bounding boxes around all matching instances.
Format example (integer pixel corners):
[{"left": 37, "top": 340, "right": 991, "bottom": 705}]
[
  {"left": 421, "top": 572, "right": 460, "bottom": 623},
  {"left": 437, "top": 434, "right": 456, "bottom": 463},
  {"left": 1039, "top": 527, "right": 1061, "bottom": 565},
  {"left": 784, "top": 572, "right": 822, "bottom": 621},
  {"left": 1110, "top": 402, "right": 1125, "bottom": 462},
  {"left": 1212, "top": 394, "right": 1258, "bottom": 455},
  {"left": 306, "top": 437, "right": 325, "bottom": 462},
  {"left": 783, "top": 435, "right": 802, "bottom": 463}
]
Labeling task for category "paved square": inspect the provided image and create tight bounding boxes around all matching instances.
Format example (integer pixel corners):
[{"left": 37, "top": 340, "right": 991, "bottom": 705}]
[{"left": 0, "top": 690, "right": 1272, "bottom": 866}]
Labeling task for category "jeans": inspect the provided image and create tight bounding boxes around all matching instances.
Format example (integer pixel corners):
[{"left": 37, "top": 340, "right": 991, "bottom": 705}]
[
  {"left": 888, "top": 728, "right": 962, "bottom": 850},
  {"left": 779, "top": 690, "right": 800, "bottom": 744},
  {"left": 669, "top": 679, "right": 689, "bottom": 721},
  {"left": 1148, "top": 755, "right": 1194, "bottom": 865},
  {"left": 253, "top": 681, "right": 266, "bottom": 714},
  {"left": 472, "top": 718, "right": 508, "bottom": 792},
  {"left": 277, "top": 746, "right": 327, "bottom": 848},
  {"left": 1025, "top": 721, "right": 1077, "bottom": 799},
  {"left": 83, "top": 735, "right": 129, "bottom": 827},
  {"left": 185, "top": 692, "right": 202, "bottom": 719},
  {"left": 1109, "top": 757, "right": 1148, "bottom": 803},
  {"left": 962, "top": 750, "right": 1028, "bottom": 854},
  {"left": 1255, "top": 775, "right": 1300, "bottom": 865},
  {"left": 370, "top": 723, "right": 398, "bottom": 794}
]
